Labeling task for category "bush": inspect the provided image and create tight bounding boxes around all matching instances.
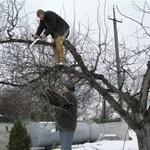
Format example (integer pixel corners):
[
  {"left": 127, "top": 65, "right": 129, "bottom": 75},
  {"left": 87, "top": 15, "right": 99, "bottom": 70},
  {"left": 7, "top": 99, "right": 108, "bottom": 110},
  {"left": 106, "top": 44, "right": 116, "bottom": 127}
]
[{"left": 7, "top": 120, "right": 31, "bottom": 150}]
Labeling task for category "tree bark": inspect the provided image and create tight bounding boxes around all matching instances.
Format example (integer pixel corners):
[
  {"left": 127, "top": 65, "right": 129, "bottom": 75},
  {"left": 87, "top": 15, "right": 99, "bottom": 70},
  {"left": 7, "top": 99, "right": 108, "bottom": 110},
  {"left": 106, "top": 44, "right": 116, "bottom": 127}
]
[
  {"left": 136, "top": 125, "right": 150, "bottom": 150},
  {"left": 139, "top": 61, "right": 150, "bottom": 113}
]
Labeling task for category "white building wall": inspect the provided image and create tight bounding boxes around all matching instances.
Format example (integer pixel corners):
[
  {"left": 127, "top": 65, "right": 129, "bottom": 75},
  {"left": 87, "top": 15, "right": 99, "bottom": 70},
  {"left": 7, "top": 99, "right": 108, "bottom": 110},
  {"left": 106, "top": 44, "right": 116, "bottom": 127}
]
[
  {"left": 0, "top": 123, "right": 14, "bottom": 150},
  {"left": 99, "top": 121, "right": 129, "bottom": 140}
]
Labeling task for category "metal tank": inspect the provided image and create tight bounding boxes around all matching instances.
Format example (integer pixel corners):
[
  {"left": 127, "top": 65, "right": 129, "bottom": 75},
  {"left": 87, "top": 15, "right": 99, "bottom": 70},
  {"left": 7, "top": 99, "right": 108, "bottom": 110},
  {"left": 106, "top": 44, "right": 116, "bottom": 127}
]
[{"left": 30, "top": 121, "right": 100, "bottom": 147}]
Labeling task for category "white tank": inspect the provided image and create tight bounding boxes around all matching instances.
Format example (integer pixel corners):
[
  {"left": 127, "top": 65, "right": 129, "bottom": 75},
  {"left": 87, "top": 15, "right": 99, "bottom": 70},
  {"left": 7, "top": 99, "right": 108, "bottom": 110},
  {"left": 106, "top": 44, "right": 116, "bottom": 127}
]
[{"left": 30, "top": 121, "right": 100, "bottom": 147}]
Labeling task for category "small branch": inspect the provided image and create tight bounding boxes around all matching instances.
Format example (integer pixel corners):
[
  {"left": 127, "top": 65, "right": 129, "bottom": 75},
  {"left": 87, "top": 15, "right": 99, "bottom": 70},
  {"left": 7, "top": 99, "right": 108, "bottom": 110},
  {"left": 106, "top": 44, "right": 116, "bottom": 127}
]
[
  {"left": 91, "top": 49, "right": 101, "bottom": 72},
  {"left": 0, "top": 81, "right": 23, "bottom": 87},
  {"left": 116, "top": 6, "right": 150, "bottom": 37}
]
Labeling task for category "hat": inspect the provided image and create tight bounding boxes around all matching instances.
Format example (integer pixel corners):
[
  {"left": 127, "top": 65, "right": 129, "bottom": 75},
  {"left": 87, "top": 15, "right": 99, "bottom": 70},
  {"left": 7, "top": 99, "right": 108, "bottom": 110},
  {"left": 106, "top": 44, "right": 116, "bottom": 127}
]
[{"left": 64, "top": 84, "right": 75, "bottom": 91}]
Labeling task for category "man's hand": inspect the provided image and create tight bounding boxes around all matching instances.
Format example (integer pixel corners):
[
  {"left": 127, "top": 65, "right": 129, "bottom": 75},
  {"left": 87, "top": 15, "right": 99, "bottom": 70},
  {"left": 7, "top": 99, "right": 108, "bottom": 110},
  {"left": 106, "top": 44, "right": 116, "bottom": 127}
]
[
  {"left": 40, "top": 34, "right": 46, "bottom": 39},
  {"left": 61, "top": 86, "right": 69, "bottom": 96},
  {"left": 32, "top": 34, "right": 38, "bottom": 39}
]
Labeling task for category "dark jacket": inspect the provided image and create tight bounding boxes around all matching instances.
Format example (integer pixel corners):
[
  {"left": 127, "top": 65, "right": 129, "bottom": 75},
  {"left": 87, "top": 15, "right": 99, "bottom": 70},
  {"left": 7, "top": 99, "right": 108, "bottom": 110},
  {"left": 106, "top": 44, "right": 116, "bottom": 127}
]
[
  {"left": 43, "top": 88, "right": 77, "bottom": 132},
  {"left": 36, "top": 11, "right": 70, "bottom": 38}
]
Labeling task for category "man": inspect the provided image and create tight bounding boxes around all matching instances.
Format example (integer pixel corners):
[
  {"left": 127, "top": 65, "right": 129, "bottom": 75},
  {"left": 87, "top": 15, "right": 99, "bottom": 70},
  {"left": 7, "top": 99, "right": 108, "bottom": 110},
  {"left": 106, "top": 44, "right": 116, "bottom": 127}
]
[
  {"left": 42, "top": 84, "right": 77, "bottom": 150},
  {"left": 33, "top": 9, "right": 70, "bottom": 65}
]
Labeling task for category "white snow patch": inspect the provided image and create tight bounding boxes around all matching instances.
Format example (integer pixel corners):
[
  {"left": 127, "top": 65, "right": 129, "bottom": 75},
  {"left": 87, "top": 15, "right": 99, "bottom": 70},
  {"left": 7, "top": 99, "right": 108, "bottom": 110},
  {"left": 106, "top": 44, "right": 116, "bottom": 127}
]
[
  {"left": 103, "top": 134, "right": 117, "bottom": 137},
  {"left": 75, "top": 130, "right": 139, "bottom": 150}
]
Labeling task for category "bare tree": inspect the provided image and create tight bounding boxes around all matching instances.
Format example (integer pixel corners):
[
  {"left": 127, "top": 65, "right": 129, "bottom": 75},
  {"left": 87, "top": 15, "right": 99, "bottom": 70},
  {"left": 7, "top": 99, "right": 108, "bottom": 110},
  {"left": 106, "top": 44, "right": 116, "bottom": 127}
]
[
  {"left": 0, "top": 87, "right": 41, "bottom": 122},
  {"left": 0, "top": 0, "right": 150, "bottom": 149}
]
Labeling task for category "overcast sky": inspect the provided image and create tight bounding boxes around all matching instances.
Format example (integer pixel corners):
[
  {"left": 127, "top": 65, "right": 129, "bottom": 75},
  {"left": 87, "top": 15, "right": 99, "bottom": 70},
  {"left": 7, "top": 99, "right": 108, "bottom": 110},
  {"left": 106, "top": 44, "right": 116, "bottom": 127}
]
[
  {"left": 22, "top": 0, "right": 149, "bottom": 47},
  {"left": 0, "top": 0, "right": 148, "bottom": 47}
]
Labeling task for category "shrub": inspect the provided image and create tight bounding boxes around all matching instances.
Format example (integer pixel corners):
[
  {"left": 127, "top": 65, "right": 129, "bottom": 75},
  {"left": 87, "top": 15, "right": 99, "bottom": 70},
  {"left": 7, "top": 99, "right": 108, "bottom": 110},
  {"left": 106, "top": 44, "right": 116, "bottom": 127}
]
[{"left": 7, "top": 120, "right": 31, "bottom": 150}]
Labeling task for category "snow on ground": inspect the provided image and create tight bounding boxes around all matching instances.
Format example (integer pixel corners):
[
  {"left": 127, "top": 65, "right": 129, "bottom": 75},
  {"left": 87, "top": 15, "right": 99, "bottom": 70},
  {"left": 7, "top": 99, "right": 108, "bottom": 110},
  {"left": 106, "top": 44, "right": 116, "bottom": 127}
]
[{"left": 71, "top": 130, "right": 138, "bottom": 150}]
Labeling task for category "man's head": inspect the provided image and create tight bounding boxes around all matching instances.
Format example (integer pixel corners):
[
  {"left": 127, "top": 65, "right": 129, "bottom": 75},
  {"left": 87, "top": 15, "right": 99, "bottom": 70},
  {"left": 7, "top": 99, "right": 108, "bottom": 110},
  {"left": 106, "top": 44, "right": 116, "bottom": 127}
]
[
  {"left": 37, "top": 9, "right": 45, "bottom": 20},
  {"left": 63, "top": 84, "right": 75, "bottom": 92}
]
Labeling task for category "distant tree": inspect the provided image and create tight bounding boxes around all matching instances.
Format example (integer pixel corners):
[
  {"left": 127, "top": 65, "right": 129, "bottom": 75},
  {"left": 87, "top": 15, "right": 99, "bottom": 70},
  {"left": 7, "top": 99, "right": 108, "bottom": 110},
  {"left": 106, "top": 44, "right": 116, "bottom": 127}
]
[{"left": 0, "top": 87, "right": 43, "bottom": 122}]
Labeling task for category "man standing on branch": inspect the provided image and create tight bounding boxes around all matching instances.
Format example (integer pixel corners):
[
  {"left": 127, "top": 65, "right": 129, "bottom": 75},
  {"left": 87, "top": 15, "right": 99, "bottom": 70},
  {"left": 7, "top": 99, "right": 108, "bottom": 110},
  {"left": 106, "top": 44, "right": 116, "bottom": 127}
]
[{"left": 33, "top": 9, "right": 70, "bottom": 65}]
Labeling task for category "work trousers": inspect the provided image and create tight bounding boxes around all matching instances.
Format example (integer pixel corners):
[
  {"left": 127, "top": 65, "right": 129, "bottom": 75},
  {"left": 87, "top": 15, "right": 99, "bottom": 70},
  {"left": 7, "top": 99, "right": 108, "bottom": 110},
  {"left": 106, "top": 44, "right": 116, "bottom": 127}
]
[{"left": 53, "top": 30, "right": 69, "bottom": 63}]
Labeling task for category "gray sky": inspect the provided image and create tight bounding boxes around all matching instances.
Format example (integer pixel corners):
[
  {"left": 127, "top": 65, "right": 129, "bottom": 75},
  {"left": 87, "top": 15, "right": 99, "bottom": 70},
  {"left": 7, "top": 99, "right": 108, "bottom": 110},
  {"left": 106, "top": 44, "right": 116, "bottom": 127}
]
[
  {"left": 0, "top": 0, "right": 148, "bottom": 46},
  {"left": 22, "top": 0, "right": 149, "bottom": 47}
]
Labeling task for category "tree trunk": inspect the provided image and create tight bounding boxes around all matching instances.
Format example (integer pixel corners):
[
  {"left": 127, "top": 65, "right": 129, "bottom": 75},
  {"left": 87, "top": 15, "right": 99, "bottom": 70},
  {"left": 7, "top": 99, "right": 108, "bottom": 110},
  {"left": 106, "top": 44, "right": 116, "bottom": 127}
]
[{"left": 136, "top": 125, "right": 150, "bottom": 150}]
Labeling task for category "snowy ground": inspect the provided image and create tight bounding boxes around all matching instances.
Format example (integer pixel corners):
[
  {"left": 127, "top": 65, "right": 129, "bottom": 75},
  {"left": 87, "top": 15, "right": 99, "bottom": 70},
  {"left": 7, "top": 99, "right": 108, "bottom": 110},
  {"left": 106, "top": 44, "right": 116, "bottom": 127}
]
[
  {"left": 72, "top": 130, "right": 138, "bottom": 150},
  {"left": 31, "top": 130, "right": 139, "bottom": 150}
]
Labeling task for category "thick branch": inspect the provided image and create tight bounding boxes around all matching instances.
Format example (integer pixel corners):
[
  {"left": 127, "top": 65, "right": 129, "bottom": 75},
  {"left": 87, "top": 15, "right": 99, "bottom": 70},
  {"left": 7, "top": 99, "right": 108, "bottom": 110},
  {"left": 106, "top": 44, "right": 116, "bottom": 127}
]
[
  {"left": 139, "top": 113, "right": 150, "bottom": 128},
  {"left": 0, "top": 38, "right": 52, "bottom": 46},
  {"left": 140, "top": 61, "right": 150, "bottom": 112},
  {"left": 64, "top": 40, "right": 139, "bottom": 129},
  {"left": 92, "top": 73, "right": 135, "bottom": 108}
]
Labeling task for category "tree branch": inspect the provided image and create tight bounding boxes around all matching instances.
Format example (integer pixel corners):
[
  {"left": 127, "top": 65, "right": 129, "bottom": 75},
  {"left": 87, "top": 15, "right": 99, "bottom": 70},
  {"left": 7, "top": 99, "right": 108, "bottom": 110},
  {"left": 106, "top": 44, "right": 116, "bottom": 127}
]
[
  {"left": 140, "top": 61, "right": 150, "bottom": 112},
  {"left": 0, "top": 38, "right": 53, "bottom": 46},
  {"left": 0, "top": 81, "right": 23, "bottom": 87},
  {"left": 64, "top": 40, "right": 139, "bottom": 129},
  {"left": 139, "top": 113, "right": 150, "bottom": 128},
  {"left": 0, "top": 37, "right": 140, "bottom": 125}
]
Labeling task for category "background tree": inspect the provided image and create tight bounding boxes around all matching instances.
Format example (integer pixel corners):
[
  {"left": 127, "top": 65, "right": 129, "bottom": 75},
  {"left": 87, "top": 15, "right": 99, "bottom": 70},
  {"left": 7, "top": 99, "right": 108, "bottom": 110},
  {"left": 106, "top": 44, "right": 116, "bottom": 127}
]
[{"left": 0, "top": 87, "right": 46, "bottom": 122}]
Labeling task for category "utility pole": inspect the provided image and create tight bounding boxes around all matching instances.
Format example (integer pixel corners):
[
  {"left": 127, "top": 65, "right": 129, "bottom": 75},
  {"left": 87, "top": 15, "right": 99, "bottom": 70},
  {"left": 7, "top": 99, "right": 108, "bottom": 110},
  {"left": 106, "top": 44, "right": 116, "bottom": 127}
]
[
  {"left": 109, "top": 7, "right": 129, "bottom": 135},
  {"left": 109, "top": 6, "right": 122, "bottom": 92},
  {"left": 109, "top": 7, "right": 125, "bottom": 123}
]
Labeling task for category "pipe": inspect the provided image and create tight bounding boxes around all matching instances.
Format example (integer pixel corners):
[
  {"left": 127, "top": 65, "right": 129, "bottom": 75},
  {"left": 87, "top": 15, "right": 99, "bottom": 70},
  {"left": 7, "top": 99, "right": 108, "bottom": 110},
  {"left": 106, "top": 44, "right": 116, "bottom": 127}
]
[{"left": 30, "top": 121, "right": 100, "bottom": 147}]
